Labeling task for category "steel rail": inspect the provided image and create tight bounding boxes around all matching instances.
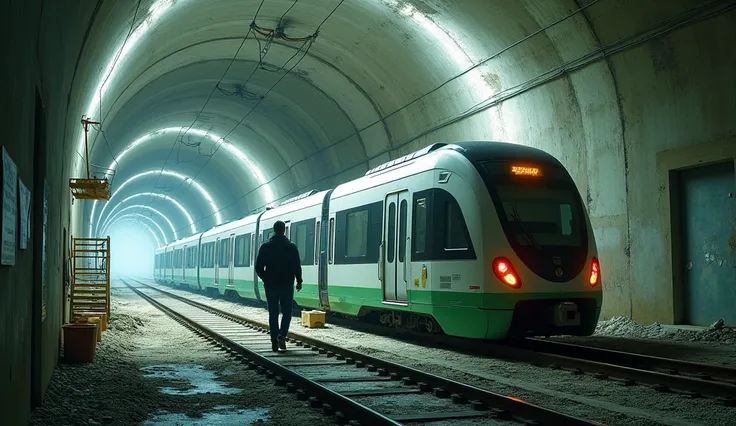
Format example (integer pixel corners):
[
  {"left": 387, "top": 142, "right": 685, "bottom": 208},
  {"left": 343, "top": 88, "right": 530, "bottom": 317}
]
[
  {"left": 122, "top": 279, "right": 401, "bottom": 426},
  {"left": 520, "top": 337, "right": 736, "bottom": 382},
  {"left": 128, "top": 277, "right": 598, "bottom": 425}
]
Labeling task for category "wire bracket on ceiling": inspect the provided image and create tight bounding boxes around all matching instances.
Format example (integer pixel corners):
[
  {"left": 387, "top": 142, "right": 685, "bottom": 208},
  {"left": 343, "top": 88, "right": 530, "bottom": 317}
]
[
  {"left": 249, "top": 21, "right": 319, "bottom": 43},
  {"left": 70, "top": 117, "right": 112, "bottom": 202}
]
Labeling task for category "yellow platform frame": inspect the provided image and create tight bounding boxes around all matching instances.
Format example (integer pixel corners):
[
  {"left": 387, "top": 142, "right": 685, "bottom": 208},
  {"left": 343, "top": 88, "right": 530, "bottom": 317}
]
[{"left": 70, "top": 237, "right": 111, "bottom": 320}]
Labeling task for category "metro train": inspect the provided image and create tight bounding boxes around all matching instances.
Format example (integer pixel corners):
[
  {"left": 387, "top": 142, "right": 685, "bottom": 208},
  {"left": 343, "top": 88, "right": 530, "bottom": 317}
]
[{"left": 153, "top": 142, "right": 602, "bottom": 339}]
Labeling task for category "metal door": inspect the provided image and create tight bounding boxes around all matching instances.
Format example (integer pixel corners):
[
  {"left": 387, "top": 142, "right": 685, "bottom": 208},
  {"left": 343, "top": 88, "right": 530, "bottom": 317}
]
[
  {"left": 680, "top": 161, "right": 736, "bottom": 326},
  {"left": 382, "top": 191, "right": 410, "bottom": 302},
  {"left": 228, "top": 234, "right": 235, "bottom": 286},
  {"left": 214, "top": 237, "right": 221, "bottom": 284}
]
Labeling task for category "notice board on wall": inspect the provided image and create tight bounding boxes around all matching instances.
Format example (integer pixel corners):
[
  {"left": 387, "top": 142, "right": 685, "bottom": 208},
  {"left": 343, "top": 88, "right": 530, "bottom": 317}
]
[
  {"left": 19, "top": 179, "right": 31, "bottom": 250},
  {"left": 1, "top": 146, "right": 18, "bottom": 266}
]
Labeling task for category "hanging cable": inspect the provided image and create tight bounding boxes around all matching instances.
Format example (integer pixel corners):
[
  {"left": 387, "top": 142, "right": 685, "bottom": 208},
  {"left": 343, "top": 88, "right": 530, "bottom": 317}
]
[
  {"left": 163, "top": 0, "right": 734, "bottom": 236},
  {"left": 139, "top": 0, "right": 268, "bottom": 215}
]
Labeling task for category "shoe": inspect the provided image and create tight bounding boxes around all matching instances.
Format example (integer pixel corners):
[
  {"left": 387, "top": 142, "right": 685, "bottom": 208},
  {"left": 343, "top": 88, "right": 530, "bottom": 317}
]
[
  {"left": 277, "top": 336, "right": 286, "bottom": 351},
  {"left": 271, "top": 341, "right": 278, "bottom": 352}
]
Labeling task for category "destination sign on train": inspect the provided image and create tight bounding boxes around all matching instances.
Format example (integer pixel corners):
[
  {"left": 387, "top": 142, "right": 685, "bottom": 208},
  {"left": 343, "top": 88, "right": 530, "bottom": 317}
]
[{"left": 510, "top": 165, "right": 542, "bottom": 177}]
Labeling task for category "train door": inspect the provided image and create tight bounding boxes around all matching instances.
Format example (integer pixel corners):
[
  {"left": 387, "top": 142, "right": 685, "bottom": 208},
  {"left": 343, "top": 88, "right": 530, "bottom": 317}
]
[
  {"left": 318, "top": 189, "right": 334, "bottom": 309},
  {"left": 167, "top": 249, "right": 173, "bottom": 282},
  {"left": 382, "top": 191, "right": 410, "bottom": 303},
  {"left": 214, "top": 237, "right": 221, "bottom": 285},
  {"left": 182, "top": 246, "right": 187, "bottom": 282},
  {"left": 228, "top": 234, "right": 235, "bottom": 286}
]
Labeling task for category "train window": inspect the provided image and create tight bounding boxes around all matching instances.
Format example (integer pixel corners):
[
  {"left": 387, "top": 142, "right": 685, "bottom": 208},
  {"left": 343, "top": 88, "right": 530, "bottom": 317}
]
[
  {"left": 219, "top": 239, "right": 231, "bottom": 267},
  {"left": 234, "top": 234, "right": 251, "bottom": 267},
  {"left": 413, "top": 197, "right": 427, "bottom": 254},
  {"left": 291, "top": 219, "right": 315, "bottom": 265},
  {"left": 346, "top": 209, "right": 369, "bottom": 257},
  {"left": 387, "top": 203, "right": 396, "bottom": 262},
  {"left": 250, "top": 234, "right": 255, "bottom": 264},
  {"left": 263, "top": 229, "right": 274, "bottom": 244},
  {"left": 334, "top": 202, "right": 382, "bottom": 264},
  {"left": 294, "top": 222, "right": 308, "bottom": 263},
  {"left": 399, "top": 200, "right": 407, "bottom": 262},
  {"left": 314, "top": 220, "right": 320, "bottom": 265},
  {"left": 328, "top": 218, "right": 335, "bottom": 264},
  {"left": 444, "top": 202, "right": 469, "bottom": 250},
  {"left": 200, "top": 242, "right": 215, "bottom": 268},
  {"left": 560, "top": 205, "right": 573, "bottom": 235},
  {"left": 496, "top": 186, "right": 582, "bottom": 247},
  {"left": 412, "top": 189, "right": 476, "bottom": 261}
]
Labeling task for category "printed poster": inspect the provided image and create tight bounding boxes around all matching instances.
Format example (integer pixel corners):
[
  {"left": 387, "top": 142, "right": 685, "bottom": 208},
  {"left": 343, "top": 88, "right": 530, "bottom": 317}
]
[
  {"left": 42, "top": 180, "right": 48, "bottom": 321},
  {"left": 18, "top": 180, "right": 31, "bottom": 250},
  {"left": 1, "top": 146, "right": 18, "bottom": 266}
]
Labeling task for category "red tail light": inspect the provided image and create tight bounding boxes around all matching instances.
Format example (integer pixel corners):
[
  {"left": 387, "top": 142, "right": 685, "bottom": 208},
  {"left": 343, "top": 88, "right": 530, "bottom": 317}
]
[
  {"left": 589, "top": 257, "right": 600, "bottom": 287},
  {"left": 493, "top": 257, "right": 521, "bottom": 288}
]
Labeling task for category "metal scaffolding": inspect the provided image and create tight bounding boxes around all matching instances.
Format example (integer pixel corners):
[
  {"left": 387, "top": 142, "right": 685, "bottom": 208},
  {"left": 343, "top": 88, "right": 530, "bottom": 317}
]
[{"left": 70, "top": 237, "right": 111, "bottom": 320}]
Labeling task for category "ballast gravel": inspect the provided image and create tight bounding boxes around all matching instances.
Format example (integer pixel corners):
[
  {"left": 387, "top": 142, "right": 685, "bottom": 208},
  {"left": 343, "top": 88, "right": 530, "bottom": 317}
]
[
  {"left": 29, "top": 283, "right": 327, "bottom": 426},
  {"left": 139, "top": 278, "right": 736, "bottom": 426}
]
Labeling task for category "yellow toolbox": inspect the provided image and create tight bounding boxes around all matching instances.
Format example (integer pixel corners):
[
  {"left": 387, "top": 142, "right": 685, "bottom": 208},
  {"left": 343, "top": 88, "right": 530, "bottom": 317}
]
[{"left": 301, "top": 310, "right": 326, "bottom": 328}]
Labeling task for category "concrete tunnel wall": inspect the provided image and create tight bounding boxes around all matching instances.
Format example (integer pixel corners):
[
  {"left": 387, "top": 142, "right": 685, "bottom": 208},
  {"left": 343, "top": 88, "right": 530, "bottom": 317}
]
[{"left": 2, "top": 0, "right": 735, "bottom": 423}]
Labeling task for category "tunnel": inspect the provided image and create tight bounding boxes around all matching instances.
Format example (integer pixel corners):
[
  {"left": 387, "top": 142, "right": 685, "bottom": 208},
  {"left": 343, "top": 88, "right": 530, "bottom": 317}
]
[{"left": 2, "top": 0, "right": 736, "bottom": 424}]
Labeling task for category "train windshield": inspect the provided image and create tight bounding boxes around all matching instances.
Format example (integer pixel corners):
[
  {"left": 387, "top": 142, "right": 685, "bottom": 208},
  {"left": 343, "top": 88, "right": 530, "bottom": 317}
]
[
  {"left": 475, "top": 160, "right": 587, "bottom": 250},
  {"left": 494, "top": 186, "right": 583, "bottom": 248}
]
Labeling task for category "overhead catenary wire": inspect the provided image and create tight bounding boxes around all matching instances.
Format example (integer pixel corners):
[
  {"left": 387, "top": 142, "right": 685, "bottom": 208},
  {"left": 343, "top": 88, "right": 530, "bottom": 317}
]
[
  {"left": 138, "top": 0, "right": 268, "bottom": 216},
  {"left": 162, "top": 0, "right": 735, "bottom": 237},
  {"left": 146, "top": 0, "right": 343, "bottom": 200}
]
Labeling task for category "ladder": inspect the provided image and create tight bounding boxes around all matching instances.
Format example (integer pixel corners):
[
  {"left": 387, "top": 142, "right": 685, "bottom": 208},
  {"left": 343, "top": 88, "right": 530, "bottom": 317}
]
[{"left": 70, "top": 237, "right": 110, "bottom": 319}]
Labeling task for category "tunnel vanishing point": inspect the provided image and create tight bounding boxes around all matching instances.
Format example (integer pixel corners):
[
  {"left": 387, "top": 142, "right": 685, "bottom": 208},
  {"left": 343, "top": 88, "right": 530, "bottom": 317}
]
[{"left": 2, "top": 0, "right": 735, "bottom": 424}]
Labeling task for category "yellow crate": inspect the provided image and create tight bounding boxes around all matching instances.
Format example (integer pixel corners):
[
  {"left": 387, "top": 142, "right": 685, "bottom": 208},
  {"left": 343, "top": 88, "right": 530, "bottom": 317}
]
[{"left": 301, "top": 310, "right": 326, "bottom": 328}]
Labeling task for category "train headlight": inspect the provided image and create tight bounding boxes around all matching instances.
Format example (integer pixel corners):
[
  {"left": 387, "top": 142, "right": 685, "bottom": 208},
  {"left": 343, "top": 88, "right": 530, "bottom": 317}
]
[
  {"left": 589, "top": 257, "right": 601, "bottom": 287},
  {"left": 492, "top": 257, "right": 521, "bottom": 289}
]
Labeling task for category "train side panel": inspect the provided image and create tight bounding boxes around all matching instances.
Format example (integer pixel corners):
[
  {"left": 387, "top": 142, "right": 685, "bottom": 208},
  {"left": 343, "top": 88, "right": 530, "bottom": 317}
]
[{"left": 258, "top": 193, "right": 325, "bottom": 310}]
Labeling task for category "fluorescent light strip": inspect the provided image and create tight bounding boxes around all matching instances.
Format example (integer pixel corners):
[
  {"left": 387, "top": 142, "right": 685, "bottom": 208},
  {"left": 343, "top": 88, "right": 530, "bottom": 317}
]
[
  {"left": 99, "top": 192, "right": 196, "bottom": 236},
  {"left": 110, "top": 217, "right": 163, "bottom": 248},
  {"left": 104, "top": 212, "right": 169, "bottom": 245},
  {"left": 89, "top": 127, "right": 273, "bottom": 237},
  {"left": 92, "top": 169, "right": 220, "bottom": 237},
  {"left": 102, "top": 204, "right": 177, "bottom": 241},
  {"left": 78, "top": 0, "right": 176, "bottom": 168}
]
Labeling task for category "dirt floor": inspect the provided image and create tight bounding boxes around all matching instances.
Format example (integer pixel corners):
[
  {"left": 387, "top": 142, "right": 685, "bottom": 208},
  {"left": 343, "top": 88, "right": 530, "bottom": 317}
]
[
  {"left": 28, "top": 284, "right": 327, "bottom": 426},
  {"left": 134, "top": 278, "right": 736, "bottom": 426}
]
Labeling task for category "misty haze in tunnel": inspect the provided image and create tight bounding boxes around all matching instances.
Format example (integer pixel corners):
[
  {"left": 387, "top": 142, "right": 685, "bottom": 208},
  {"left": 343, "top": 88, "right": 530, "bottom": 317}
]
[{"left": 108, "top": 224, "right": 156, "bottom": 278}]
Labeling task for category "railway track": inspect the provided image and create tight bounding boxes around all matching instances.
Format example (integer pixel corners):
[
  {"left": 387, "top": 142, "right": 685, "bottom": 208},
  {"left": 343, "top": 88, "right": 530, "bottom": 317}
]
[
  {"left": 316, "top": 307, "right": 736, "bottom": 405},
  {"left": 302, "top": 300, "right": 736, "bottom": 405},
  {"left": 121, "top": 277, "right": 597, "bottom": 425},
  {"left": 507, "top": 337, "right": 736, "bottom": 404}
]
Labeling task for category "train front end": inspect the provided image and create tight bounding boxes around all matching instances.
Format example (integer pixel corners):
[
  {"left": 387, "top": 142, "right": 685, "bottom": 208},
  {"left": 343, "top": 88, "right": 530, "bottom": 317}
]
[{"left": 458, "top": 143, "right": 602, "bottom": 339}]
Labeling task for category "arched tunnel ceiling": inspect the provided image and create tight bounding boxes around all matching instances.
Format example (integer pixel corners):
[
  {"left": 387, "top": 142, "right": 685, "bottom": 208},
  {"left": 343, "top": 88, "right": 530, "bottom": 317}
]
[{"left": 75, "top": 0, "right": 734, "bottom": 253}]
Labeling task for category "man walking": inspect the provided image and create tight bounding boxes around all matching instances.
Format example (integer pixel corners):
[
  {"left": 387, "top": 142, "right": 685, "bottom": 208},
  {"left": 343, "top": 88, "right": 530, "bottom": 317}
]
[{"left": 255, "top": 220, "right": 303, "bottom": 352}]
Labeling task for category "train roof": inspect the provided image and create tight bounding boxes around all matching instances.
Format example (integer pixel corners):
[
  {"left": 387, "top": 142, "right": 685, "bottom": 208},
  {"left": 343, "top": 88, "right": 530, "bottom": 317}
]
[
  {"left": 261, "top": 189, "right": 328, "bottom": 220},
  {"left": 441, "top": 141, "right": 562, "bottom": 165},
  {"left": 201, "top": 213, "right": 258, "bottom": 238}
]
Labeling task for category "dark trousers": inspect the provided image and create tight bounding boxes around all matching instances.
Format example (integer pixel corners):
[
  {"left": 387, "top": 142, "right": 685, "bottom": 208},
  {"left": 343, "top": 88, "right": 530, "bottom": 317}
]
[{"left": 264, "top": 285, "right": 293, "bottom": 342}]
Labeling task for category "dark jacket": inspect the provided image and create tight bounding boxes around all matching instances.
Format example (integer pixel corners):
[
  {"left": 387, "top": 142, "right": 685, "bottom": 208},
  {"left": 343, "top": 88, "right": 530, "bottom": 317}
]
[{"left": 255, "top": 234, "right": 303, "bottom": 288}]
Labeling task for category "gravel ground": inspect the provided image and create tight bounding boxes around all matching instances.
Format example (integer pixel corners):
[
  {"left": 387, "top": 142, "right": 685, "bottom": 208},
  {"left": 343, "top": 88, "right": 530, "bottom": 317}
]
[
  {"left": 29, "top": 283, "right": 328, "bottom": 426},
  {"left": 137, "top": 278, "right": 736, "bottom": 426},
  {"left": 549, "top": 316, "right": 736, "bottom": 366}
]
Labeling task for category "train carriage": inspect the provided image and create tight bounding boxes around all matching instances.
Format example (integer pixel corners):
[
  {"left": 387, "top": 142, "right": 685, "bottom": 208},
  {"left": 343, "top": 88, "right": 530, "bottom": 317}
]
[
  {"left": 256, "top": 190, "right": 328, "bottom": 310},
  {"left": 151, "top": 141, "right": 603, "bottom": 340},
  {"left": 174, "top": 234, "right": 201, "bottom": 290}
]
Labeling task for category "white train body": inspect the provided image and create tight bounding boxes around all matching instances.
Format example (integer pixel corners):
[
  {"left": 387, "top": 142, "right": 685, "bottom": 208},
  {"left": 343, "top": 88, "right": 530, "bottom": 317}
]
[{"left": 154, "top": 142, "right": 602, "bottom": 339}]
